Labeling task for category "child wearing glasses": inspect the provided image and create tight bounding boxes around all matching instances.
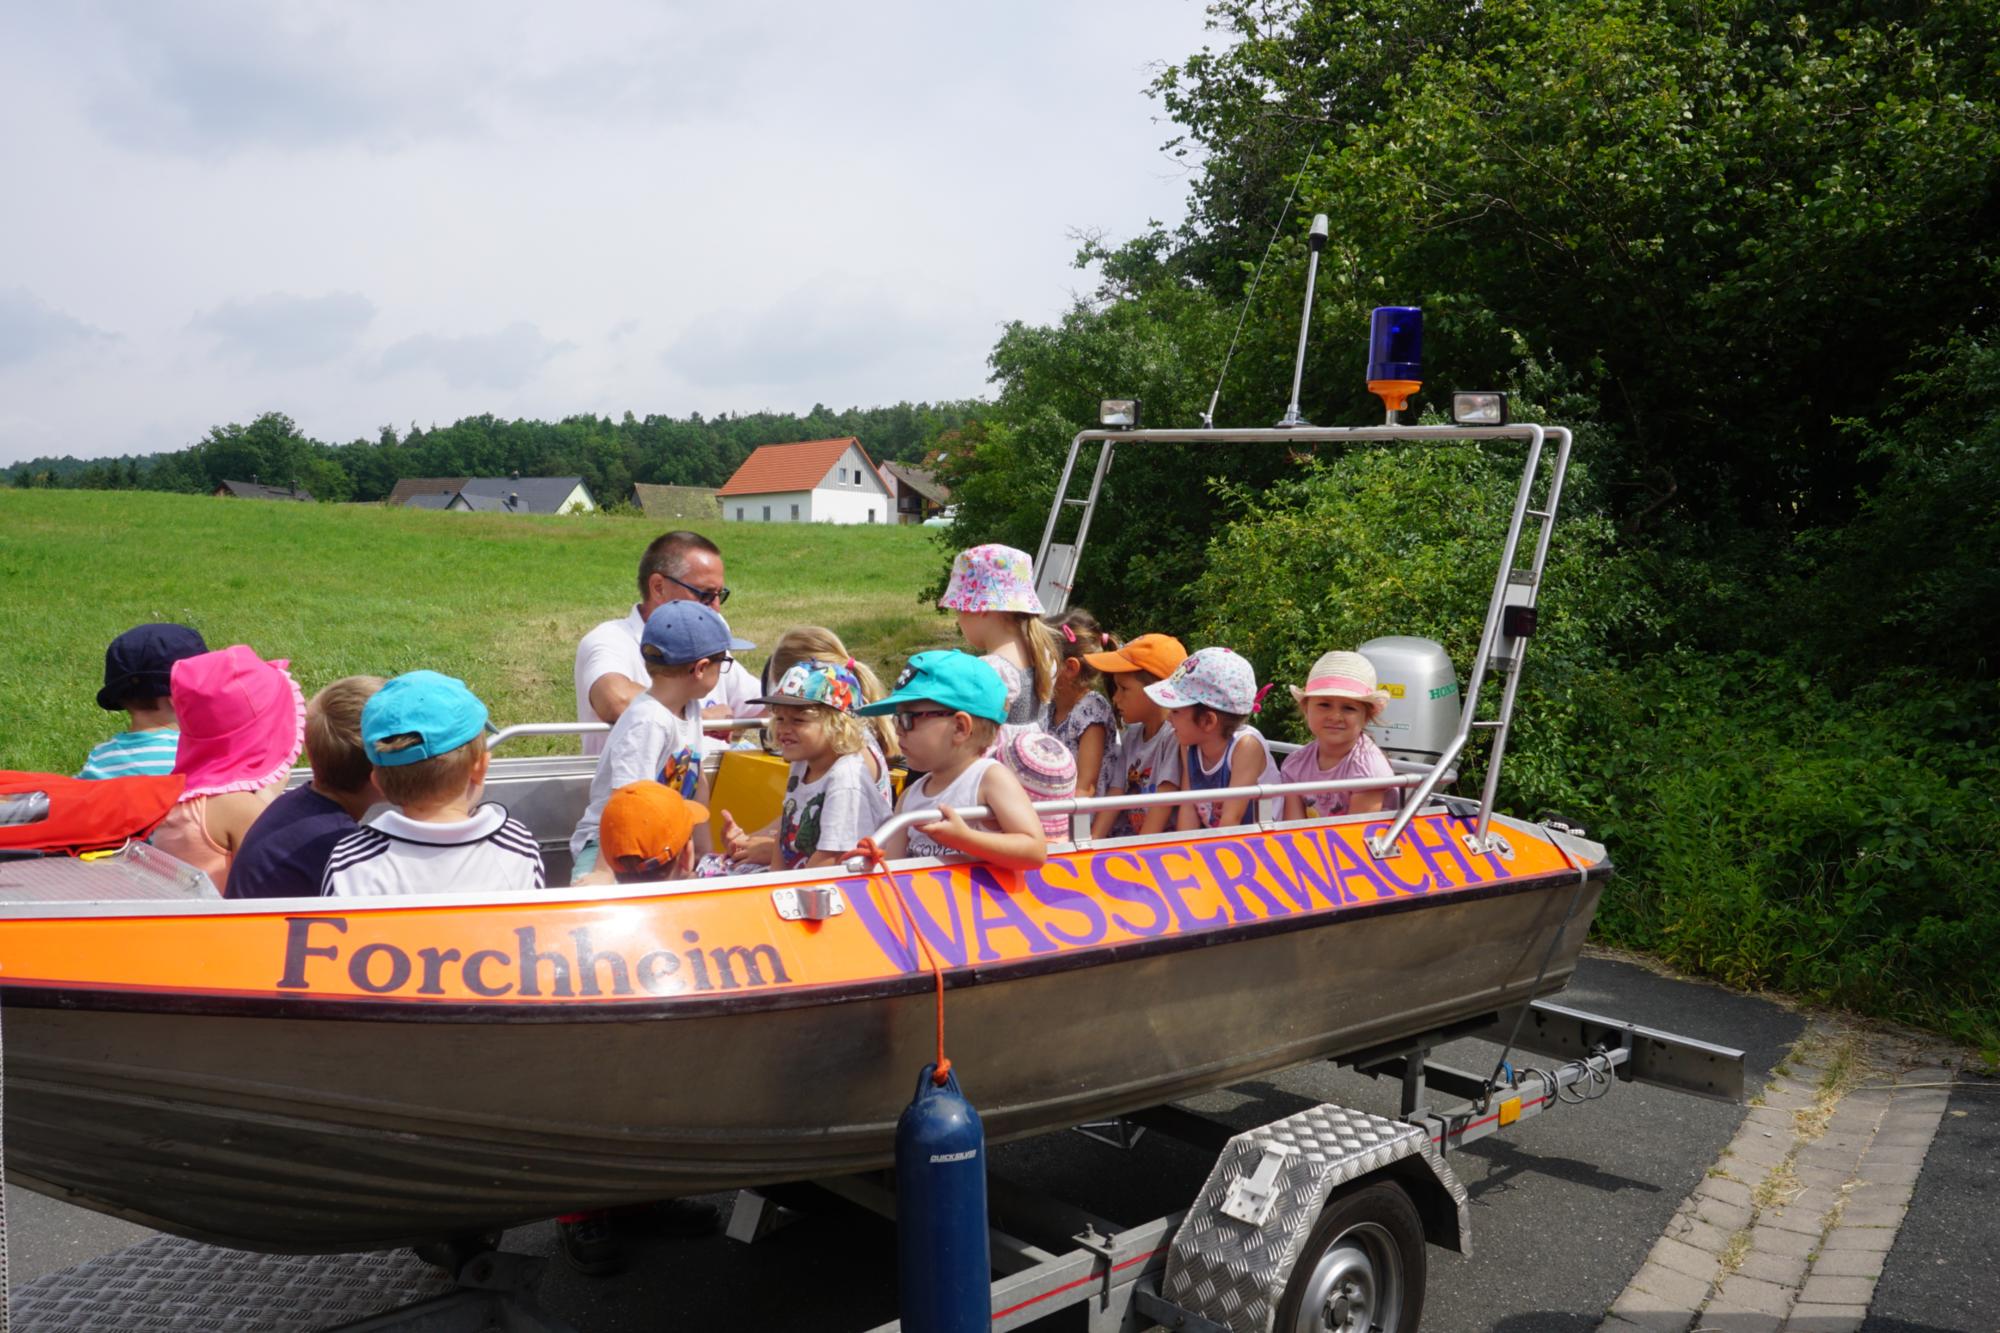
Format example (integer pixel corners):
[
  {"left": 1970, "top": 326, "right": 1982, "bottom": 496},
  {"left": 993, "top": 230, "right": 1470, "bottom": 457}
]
[
  {"left": 856, "top": 652, "right": 1047, "bottom": 869},
  {"left": 569, "top": 601, "right": 752, "bottom": 884}
]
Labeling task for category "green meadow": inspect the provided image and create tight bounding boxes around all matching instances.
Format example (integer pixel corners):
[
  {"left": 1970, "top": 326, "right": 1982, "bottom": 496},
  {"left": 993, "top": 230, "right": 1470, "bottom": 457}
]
[{"left": 0, "top": 490, "right": 956, "bottom": 774}]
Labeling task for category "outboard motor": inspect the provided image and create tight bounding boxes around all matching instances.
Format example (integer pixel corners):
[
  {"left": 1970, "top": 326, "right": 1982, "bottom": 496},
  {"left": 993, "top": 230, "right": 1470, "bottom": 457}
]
[
  {"left": 1358, "top": 636, "right": 1461, "bottom": 766},
  {"left": 895, "top": 1064, "right": 989, "bottom": 1332}
]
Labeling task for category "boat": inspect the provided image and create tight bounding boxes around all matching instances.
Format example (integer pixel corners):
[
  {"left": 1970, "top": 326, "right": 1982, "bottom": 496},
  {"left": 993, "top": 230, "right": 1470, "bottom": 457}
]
[
  {"left": 0, "top": 302, "right": 1606, "bottom": 1256},
  {"left": 0, "top": 792, "right": 1604, "bottom": 1252}
]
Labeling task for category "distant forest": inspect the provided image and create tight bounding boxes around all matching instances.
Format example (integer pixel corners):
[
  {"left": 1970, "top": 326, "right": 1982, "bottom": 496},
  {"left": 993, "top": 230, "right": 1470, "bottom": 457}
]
[{"left": 2, "top": 400, "right": 982, "bottom": 504}]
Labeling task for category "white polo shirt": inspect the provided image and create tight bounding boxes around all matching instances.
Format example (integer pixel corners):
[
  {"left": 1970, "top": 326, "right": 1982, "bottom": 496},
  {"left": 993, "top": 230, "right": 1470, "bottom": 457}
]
[{"left": 573, "top": 603, "right": 758, "bottom": 755}]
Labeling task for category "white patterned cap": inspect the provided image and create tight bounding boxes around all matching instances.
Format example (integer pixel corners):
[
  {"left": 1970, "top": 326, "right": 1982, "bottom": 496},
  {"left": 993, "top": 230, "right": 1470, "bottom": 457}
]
[{"left": 1143, "top": 647, "right": 1259, "bottom": 715}]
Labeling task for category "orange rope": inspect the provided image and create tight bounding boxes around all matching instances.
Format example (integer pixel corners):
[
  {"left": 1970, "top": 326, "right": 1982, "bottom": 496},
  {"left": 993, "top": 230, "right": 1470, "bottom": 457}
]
[{"left": 853, "top": 837, "right": 952, "bottom": 1085}]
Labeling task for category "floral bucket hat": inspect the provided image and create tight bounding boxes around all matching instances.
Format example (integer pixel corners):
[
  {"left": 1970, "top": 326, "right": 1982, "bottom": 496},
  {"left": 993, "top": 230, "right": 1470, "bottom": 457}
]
[
  {"left": 938, "top": 544, "right": 1045, "bottom": 615},
  {"left": 1143, "top": 647, "right": 1261, "bottom": 715},
  {"left": 753, "top": 659, "right": 863, "bottom": 713}
]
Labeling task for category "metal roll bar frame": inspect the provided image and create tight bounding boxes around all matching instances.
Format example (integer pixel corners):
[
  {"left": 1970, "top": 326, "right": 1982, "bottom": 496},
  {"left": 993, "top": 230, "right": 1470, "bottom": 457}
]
[{"left": 1032, "top": 422, "right": 1574, "bottom": 861}]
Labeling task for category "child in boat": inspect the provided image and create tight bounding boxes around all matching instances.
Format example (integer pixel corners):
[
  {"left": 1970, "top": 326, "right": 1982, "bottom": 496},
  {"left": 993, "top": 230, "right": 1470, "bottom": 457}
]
[
  {"left": 856, "top": 651, "right": 1047, "bottom": 869},
  {"left": 1146, "top": 647, "right": 1282, "bottom": 831},
  {"left": 1279, "top": 651, "right": 1402, "bottom": 820},
  {"left": 1083, "top": 633, "right": 1188, "bottom": 839},
  {"left": 229, "top": 675, "right": 385, "bottom": 899},
  {"left": 725, "top": 660, "right": 891, "bottom": 871},
  {"left": 1004, "top": 726, "right": 1079, "bottom": 845},
  {"left": 149, "top": 646, "right": 306, "bottom": 896},
  {"left": 597, "top": 781, "right": 706, "bottom": 883},
  {"left": 757, "top": 626, "right": 898, "bottom": 795},
  {"left": 321, "top": 671, "right": 542, "bottom": 896},
  {"left": 78, "top": 622, "right": 209, "bottom": 779},
  {"left": 1043, "top": 609, "right": 1116, "bottom": 837},
  {"left": 568, "top": 601, "right": 752, "bottom": 882},
  {"left": 938, "top": 543, "right": 1060, "bottom": 725}
]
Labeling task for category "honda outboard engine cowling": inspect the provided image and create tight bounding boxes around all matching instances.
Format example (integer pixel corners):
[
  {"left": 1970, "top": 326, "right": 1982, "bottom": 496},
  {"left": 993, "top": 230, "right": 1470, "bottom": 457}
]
[{"left": 1358, "top": 636, "right": 1461, "bottom": 766}]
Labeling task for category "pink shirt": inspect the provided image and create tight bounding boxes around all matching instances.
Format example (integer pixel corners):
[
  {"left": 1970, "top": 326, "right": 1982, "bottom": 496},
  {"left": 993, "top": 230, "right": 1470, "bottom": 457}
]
[{"left": 1278, "top": 734, "right": 1400, "bottom": 818}]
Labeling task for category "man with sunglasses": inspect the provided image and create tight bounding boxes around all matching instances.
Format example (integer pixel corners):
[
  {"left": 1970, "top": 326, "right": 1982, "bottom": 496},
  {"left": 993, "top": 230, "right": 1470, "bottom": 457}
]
[{"left": 573, "top": 530, "right": 759, "bottom": 756}]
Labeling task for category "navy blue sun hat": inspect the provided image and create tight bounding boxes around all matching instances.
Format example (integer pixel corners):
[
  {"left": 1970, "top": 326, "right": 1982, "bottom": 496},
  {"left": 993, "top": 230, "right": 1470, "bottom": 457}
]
[{"left": 97, "top": 622, "right": 209, "bottom": 711}]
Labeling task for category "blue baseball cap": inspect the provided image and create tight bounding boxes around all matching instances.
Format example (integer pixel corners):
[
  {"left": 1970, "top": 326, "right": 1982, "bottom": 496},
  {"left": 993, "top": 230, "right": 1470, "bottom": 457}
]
[
  {"left": 98, "top": 622, "right": 208, "bottom": 710},
  {"left": 854, "top": 650, "right": 1006, "bottom": 723},
  {"left": 641, "top": 601, "right": 754, "bottom": 667},
  {"left": 361, "top": 670, "right": 496, "bottom": 767}
]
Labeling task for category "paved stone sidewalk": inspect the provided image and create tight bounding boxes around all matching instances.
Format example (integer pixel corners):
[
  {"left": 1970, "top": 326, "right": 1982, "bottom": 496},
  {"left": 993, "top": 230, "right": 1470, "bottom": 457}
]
[{"left": 1596, "top": 1017, "right": 1961, "bottom": 1333}]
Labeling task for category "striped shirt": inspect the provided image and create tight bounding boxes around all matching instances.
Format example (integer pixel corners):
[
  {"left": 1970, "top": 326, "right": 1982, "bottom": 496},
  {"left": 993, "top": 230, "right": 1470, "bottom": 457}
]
[
  {"left": 78, "top": 728, "right": 180, "bottom": 780},
  {"left": 321, "top": 805, "right": 545, "bottom": 897}
]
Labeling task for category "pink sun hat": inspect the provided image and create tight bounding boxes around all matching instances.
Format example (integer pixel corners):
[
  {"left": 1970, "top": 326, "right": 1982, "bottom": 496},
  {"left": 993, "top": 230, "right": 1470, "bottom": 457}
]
[
  {"left": 938, "top": 543, "right": 1045, "bottom": 615},
  {"left": 168, "top": 646, "right": 307, "bottom": 799},
  {"left": 1288, "top": 650, "right": 1392, "bottom": 715},
  {"left": 1002, "top": 727, "right": 1076, "bottom": 841}
]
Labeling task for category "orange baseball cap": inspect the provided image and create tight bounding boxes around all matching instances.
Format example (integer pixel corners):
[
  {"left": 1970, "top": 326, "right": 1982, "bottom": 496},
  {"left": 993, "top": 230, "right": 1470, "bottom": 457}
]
[
  {"left": 599, "top": 781, "right": 709, "bottom": 868},
  {"left": 1082, "top": 633, "right": 1188, "bottom": 681}
]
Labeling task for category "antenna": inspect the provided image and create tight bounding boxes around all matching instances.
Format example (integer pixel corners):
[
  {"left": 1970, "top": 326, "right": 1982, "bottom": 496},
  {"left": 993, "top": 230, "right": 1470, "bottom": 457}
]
[{"left": 1276, "top": 214, "right": 1330, "bottom": 429}]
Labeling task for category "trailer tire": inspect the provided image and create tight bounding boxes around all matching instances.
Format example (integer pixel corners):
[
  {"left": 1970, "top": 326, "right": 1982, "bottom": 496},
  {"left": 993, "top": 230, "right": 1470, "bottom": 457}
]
[{"left": 1273, "top": 1181, "right": 1425, "bottom": 1333}]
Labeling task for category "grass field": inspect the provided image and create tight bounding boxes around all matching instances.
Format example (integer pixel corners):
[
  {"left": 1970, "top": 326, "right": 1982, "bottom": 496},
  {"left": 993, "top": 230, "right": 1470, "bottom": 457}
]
[{"left": 0, "top": 490, "right": 957, "bottom": 774}]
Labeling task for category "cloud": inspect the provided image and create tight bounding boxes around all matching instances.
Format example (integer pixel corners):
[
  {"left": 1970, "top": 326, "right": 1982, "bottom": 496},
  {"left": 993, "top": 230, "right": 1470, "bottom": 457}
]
[
  {"left": 0, "top": 288, "right": 112, "bottom": 367},
  {"left": 190, "top": 291, "right": 375, "bottom": 371},
  {"left": 375, "top": 322, "right": 574, "bottom": 390},
  {"left": 67, "top": 2, "right": 747, "bottom": 156},
  {"left": 664, "top": 278, "right": 980, "bottom": 393},
  {"left": 79, "top": 4, "right": 480, "bottom": 154}
]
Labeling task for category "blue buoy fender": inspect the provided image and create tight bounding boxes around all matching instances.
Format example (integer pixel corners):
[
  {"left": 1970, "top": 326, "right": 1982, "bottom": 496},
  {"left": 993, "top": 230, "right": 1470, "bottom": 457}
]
[{"left": 895, "top": 1063, "right": 991, "bottom": 1332}]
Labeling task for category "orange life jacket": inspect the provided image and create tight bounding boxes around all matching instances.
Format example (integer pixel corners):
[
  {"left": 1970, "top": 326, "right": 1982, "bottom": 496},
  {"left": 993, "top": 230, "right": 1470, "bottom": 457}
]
[{"left": 0, "top": 770, "right": 187, "bottom": 856}]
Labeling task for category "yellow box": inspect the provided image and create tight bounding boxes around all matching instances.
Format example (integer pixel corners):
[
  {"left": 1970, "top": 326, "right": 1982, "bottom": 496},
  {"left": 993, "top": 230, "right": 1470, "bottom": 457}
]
[
  {"left": 708, "top": 749, "right": 790, "bottom": 841},
  {"left": 1498, "top": 1096, "right": 1521, "bottom": 1127}
]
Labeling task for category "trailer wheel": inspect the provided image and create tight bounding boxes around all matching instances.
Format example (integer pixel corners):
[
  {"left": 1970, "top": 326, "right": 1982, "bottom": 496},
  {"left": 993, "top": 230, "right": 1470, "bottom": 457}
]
[{"left": 1274, "top": 1181, "right": 1426, "bottom": 1333}]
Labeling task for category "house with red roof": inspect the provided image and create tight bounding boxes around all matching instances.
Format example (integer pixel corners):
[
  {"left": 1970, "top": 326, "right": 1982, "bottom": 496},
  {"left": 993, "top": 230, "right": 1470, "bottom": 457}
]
[{"left": 717, "top": 437, "right": 892, "bottom": 524}]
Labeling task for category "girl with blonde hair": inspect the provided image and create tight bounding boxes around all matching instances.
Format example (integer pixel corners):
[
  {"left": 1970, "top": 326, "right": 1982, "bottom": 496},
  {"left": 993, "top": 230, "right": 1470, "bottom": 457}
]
[{"left": 937, "top": 544, "right": 1061, "bottom": 725}]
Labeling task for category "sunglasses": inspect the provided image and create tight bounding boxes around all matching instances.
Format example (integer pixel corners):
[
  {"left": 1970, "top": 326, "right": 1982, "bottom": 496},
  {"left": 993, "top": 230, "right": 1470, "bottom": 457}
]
[
  {"left": 894, "top": 708, "right": 956, "bottom": 732},
  {"left": 666, "top": 574, "right": 731, "bottom": 607}
]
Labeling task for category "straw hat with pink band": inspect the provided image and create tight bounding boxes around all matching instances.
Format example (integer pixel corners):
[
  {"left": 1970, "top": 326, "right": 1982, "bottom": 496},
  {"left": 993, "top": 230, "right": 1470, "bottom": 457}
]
[
  {"left": 938, "top": 544, "right": 1045, "bottom": 615},
  {"left": 168, "top": 646, "right": 307, "bottom": 799},
  {"left": 1288, "top": 650, "right": 1392, "bottom": 716}
]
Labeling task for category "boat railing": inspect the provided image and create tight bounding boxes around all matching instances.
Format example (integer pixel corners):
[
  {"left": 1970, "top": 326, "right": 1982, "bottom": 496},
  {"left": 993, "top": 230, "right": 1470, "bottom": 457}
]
[
  {"left": 486, "top": 718, "right": 769, "bottom": 750},
  {"left": 845, "top": 771, "right": 1436, "bottom": 873}
]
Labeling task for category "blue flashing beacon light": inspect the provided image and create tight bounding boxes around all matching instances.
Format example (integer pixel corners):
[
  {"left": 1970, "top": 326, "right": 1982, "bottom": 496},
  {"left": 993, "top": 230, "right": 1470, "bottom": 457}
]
[{"left": 1367, "top": 306, "right": 1424, "bottom": 413}]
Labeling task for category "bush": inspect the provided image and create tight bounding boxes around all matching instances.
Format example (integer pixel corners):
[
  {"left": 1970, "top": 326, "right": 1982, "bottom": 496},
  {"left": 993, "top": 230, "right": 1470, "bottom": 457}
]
[
  {"left": 1190, "top": 440, "right": 2000, "bottom": 1060},
  {"left": 1570, "top": 653, "right": 2000, "bottom": 1057}
]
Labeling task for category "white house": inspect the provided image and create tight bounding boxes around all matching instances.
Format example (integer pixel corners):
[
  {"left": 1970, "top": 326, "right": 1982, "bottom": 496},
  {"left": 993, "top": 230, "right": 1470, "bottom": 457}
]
[{"left": 717, "top": 437, "right": 893, "bottom": 525}]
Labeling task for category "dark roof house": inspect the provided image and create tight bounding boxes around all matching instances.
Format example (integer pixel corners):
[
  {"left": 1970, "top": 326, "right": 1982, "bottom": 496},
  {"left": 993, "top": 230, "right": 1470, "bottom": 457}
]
[
  {"left": 878, "top": 461, "right": 950, "bottom": 524},
  {"left": 386, "top": 477, "right": 469, "bottom": 506},
  {"left": 213, "top": 480, "right": 314, "bottom": 502},
  {"left": 632, "top": 483, "right": 721, "bottom": 521},
  {"left": 388, "top": 476, "right": 596, "bottom": 515}
]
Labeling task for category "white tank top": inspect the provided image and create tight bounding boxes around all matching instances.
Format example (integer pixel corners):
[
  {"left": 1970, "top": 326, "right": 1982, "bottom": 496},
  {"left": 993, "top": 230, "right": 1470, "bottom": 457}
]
[{"left": 900, "top": 757, "right": 999, "bottom": 860}]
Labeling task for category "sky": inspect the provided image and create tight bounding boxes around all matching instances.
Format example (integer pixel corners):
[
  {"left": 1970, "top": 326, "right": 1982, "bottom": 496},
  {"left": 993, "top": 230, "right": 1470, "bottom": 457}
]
[{"left": 0, "top": 1, "right": 1214, "bottom": 465}]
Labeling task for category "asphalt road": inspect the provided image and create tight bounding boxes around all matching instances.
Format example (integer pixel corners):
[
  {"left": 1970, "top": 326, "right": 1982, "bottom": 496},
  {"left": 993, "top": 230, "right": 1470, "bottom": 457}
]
[
  {"left": 1862, "top": 1071, "right": 2000, "bottom": 1333},
  {"left": 0, "top": 952, "right": 1820, "bottom": 1330}
]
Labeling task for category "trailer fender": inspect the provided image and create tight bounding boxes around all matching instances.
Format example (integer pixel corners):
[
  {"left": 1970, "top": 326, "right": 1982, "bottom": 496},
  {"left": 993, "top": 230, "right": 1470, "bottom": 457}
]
[{"left": 1159, "top": 1103, "right": 1471, "bottom": 1333}]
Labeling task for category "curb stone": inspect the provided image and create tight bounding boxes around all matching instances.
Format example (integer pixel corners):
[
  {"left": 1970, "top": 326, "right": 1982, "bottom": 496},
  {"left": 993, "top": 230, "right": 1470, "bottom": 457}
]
[{"left": 1590, "top": 1017, "right": 1963, "bottom": 1332}]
